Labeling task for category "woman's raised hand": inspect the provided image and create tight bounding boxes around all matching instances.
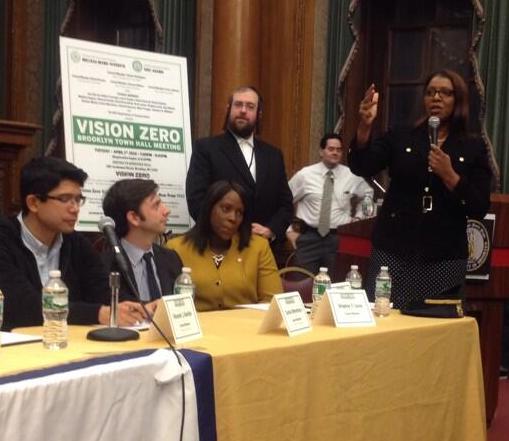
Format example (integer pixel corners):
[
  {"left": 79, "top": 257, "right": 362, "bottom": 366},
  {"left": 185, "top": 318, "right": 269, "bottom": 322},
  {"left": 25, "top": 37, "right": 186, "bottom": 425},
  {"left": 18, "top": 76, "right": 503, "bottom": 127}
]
[{"left": 357, "top": 84, "right": 379, "bottom": 146}]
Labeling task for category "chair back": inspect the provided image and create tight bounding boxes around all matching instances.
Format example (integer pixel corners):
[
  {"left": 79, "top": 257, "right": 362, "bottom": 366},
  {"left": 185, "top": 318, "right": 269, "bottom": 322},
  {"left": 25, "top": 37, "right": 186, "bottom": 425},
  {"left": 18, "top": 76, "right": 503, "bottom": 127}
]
[{"left": 278, "top": 266, "right": 315, "bottom": 303}]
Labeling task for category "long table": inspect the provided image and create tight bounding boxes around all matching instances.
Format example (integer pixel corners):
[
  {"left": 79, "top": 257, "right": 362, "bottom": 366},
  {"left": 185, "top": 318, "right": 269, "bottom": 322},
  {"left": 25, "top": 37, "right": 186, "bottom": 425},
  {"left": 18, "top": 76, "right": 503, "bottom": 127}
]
[{"left": 1, "top": 310, "right": 486, "bottom": 441}]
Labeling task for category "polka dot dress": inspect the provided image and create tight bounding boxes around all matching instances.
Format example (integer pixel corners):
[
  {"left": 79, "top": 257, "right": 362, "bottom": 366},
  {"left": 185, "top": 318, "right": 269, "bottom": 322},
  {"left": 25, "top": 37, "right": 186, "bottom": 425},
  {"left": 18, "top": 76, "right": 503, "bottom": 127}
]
[{"left": 364, "top": 248, "right": 467, "bottom": 309}]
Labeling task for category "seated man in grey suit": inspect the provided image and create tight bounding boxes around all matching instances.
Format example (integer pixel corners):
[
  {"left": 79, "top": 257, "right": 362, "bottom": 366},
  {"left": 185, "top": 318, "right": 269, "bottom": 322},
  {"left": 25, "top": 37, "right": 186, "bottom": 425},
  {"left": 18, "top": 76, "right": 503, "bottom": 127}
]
[
  {"left": 186, "top": 85, "right": 293, "bottom": 245},
  {"left": 101, "top": 179, "right": 182, "bottom": 311}
]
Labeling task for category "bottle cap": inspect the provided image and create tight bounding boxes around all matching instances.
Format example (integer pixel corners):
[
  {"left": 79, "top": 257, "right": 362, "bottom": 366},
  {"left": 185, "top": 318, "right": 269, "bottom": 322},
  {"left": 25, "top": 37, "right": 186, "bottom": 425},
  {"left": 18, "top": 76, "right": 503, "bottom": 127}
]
[
  {"left": 319, "top": 267, "right": 328, "bottom": 273},
  {"left": 49, "top": 269, "right": 61, "bottom": 278},
  {"left": 182, "top": 267, "right": 192, "bottom": 273},
  {"left": 380, "top": 266, "right": 388, "bottom": 271},
  {"left": 351, "top": 265, "right": 358, "bottom": 270}
]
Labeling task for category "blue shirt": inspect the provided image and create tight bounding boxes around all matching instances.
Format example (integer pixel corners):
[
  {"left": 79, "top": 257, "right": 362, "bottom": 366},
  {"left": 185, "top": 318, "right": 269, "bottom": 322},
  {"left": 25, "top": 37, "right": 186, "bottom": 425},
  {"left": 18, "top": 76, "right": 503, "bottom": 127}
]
[
  {"left": 18, "top": 213, "right": 63, "bottom": 286},
  {"left": 121, "top": 238, "right": 162, "bottom": 302}
]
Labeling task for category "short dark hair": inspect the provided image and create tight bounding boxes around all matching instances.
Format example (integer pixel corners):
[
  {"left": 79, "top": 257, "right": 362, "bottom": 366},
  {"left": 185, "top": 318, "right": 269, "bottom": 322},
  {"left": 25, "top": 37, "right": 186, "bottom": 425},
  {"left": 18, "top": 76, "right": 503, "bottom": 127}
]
[
  {"left": 320, "top": 133, "right": 343, "bottom": 149},
  {"left": 102, "top": 179, "right": 159, "bottom": 238},
  {"left": 184, "top": 180, "right": 251, "bottom": 254},
  {"left": 20, "top": 156, "right": 88, "bottom": 215},
  {"left": 423, "top": 69, "right": 470, "bottom": 136},
  {"left": 222, "top": 85, "right": 264, "bottom": 134}
]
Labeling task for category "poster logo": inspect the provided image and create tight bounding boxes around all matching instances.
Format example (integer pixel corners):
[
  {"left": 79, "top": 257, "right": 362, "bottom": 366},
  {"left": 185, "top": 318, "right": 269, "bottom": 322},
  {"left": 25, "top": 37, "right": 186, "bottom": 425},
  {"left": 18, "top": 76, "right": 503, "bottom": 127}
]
[
  {"left": 71, "top": 51, "right": 81, "bottom": 63},
  {"left": 132, "top": 60, "right": 143, "bottom": 72}
]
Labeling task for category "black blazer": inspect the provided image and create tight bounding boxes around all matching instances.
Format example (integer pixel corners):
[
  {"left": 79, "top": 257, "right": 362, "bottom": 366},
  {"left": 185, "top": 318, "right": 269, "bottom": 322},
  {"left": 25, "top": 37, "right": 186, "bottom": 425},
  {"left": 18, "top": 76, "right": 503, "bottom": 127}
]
[
  {"left": 101, "top": 243, "right": 183, "bottom": 301},
  {"left": 186, "top": 131, "right": 293, "bottom": 242},
  {"left": 348, "top": 124, "right": 492, "bottom": 260}
]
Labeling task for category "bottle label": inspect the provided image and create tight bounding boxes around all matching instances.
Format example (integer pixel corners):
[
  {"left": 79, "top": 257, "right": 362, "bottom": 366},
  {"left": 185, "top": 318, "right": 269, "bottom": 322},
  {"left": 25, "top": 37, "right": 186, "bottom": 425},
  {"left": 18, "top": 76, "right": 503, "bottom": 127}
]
[
  {"left": 313, "top": 282, "right": 328, "bottom": 296},
  {"left": 43, "top": 290, "right": 69, "bottom": 310},
  {"left": 349, "top": 279, "right": 362, "bottom": 289},
  {"left": 375, "top": 279, "right": 391, "bottom": 296},
  {"left": 175, "top": 285, "right": 195, "bottom": 297}
]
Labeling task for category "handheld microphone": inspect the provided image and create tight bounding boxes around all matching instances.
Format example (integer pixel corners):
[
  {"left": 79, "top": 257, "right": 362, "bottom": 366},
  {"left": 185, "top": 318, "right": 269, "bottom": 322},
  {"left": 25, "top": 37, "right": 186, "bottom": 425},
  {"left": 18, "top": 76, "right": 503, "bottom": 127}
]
[{"left": 428, "top": 116, "right": 440, "bottom": 146}]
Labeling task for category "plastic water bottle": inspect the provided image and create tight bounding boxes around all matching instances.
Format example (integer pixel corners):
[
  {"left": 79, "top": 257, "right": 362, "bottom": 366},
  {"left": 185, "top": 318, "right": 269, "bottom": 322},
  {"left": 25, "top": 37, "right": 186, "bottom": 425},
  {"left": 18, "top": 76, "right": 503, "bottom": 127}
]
[
  {"left": 346, "top": 265, "right": 362, "bottom": 289},
  {"left": 374, "top": 266, "right": 392, "bottom": 317},
  {"left": 361, "top": 192, "right": 375, "bottom": 217},
  {"left": 173, "top": 267, "right": 195, "bottom": 298},
  {"left": 42, "top": 270, "right": 69, "bottom": 349},
  {"left": 311, "top": 267, "right": 331, "bottom": 318}
]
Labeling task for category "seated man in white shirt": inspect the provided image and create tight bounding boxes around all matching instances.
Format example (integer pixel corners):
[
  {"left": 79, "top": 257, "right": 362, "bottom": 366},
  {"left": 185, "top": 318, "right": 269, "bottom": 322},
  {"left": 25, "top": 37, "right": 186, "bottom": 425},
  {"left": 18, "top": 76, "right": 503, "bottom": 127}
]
[
  {"left": 101, "top": 179, "right": 182, "bottom": 312},
  {"left": 287, "top": 133, "right": 373, "bottom": 280}
]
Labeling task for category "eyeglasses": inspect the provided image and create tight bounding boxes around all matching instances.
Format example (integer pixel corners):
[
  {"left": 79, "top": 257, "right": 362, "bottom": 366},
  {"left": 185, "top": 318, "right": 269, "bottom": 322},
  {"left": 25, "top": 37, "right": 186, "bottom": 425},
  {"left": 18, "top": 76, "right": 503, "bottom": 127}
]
[
  {"left": 425, "top": 87, "right": 455, "bottom": 98},
  {"left": 232, "top": 101, "right": 257, "bottom": 111},
  {"left": 40, "top": 193, "right": 87, "bottom": 206}
]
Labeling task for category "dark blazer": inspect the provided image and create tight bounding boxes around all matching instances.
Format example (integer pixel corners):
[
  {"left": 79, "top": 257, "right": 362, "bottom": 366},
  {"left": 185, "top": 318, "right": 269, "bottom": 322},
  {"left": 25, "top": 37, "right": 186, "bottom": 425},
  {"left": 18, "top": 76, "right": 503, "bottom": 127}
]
[
  {"left": 101, "top": 243, "right": 183, "bottom": 301},
  {"left": 348, "top": 124, "right": 492, "bottom": 260},
  {"left": 0, "top": 216, "right": 110, "bottom": 331},
  {"left": 186, "top": 131, "right": 293, "bottom": 242}
]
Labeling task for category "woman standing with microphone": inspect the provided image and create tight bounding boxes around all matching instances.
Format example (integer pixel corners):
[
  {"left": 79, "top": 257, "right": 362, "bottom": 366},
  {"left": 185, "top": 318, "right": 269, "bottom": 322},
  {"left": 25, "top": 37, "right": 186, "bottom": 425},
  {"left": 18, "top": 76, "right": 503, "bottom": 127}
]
[{"left": 349, "top": 69, "right": 492, "bottom": 308}]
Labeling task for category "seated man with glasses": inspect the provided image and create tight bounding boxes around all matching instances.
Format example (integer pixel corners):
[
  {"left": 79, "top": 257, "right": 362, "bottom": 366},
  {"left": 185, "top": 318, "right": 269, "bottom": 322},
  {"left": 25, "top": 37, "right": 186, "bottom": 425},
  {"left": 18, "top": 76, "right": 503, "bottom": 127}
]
[{"left": 0, "top": 156, "right": 148, "bottom": 331}]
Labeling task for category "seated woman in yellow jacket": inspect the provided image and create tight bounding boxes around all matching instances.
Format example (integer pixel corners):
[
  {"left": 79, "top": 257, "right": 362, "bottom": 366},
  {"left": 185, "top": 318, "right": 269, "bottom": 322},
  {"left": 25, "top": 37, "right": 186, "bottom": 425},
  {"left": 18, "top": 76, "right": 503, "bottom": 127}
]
[{"left": 167, "top": 180, "right": 282, "bottom": 311}]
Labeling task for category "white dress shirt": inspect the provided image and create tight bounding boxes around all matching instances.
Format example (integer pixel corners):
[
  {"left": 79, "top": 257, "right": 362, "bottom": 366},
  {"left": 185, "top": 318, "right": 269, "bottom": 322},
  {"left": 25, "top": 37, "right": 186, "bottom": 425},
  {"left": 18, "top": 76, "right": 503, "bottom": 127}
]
[
  {"left": 233, "top": 133, "right": 256, "bottom": 181},
  {"left": 288, "top": 162, "right": 373, "bottom": 228}
]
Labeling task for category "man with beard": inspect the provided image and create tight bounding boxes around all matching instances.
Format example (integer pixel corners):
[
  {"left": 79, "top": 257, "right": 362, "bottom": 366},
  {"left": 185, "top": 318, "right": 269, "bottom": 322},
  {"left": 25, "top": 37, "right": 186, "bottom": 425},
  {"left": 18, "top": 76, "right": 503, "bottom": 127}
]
[{"left": 186, "top": 86, "right": 293, "bottom": 245}]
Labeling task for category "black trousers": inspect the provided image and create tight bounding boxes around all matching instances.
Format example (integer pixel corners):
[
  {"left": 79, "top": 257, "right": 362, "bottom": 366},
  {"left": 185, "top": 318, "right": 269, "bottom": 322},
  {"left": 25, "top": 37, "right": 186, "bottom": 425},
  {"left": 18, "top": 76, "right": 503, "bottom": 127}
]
[{"left": 294, "top": 229, "right": 338, "bottom": 281}]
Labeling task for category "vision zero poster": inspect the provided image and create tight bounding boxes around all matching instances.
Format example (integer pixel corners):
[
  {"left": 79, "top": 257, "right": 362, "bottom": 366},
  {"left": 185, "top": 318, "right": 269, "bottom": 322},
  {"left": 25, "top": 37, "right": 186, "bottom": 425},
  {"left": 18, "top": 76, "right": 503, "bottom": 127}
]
[{"left": 59, "top": 36, "right": 192, "bottom": 232}]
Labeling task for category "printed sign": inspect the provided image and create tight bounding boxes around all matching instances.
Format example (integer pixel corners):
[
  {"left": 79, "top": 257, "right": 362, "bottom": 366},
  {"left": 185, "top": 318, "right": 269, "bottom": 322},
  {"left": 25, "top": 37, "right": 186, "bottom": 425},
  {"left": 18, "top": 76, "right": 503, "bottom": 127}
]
[
  {"left": 59, "top": 37, "right": 192, "bottom": 232},
  {"left": 147, "top": 294, "right": 202, "bottom": 344},
  {"left": 259, "top": 292, "right": 311, "bottom": 336}
]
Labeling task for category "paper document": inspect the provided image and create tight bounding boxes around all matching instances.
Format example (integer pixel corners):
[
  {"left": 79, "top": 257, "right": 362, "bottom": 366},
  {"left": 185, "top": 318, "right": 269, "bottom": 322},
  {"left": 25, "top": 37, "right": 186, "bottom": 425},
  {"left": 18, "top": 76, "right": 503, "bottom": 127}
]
[
  {"left": 1, "top": 331, "right": 42, "bottom": 346},
  {"left": 235, "top": 303, "right": 270, "bottom": 311}
]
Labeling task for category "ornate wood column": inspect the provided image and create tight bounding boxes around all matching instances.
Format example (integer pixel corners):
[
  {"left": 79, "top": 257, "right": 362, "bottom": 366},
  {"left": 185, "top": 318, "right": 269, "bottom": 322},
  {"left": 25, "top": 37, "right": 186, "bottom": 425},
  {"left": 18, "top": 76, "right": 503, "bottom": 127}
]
[
  {"left": 209, "top": 0, "right": 318, "bottom": 176},
  {"left": 210, "top": 0, "right": 261, "bottom": 133}
]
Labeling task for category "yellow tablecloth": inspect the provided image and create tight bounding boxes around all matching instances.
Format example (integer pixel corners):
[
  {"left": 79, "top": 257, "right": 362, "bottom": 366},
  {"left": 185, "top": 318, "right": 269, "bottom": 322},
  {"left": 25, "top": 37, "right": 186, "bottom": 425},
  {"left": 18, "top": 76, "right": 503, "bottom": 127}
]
[{"left": 1, "top": 310, "right": 486, "bottom": 441}]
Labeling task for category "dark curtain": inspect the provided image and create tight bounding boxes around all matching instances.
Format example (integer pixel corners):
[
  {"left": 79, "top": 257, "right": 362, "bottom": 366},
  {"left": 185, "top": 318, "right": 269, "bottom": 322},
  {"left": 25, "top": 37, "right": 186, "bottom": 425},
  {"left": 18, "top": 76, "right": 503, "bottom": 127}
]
[
  {"left": 42, "top": 0, "right": 68, "bottom": 154},
  {"left": 157, "top": 0, "right": 196, "bottom": 126},
  {"left": 325, "top": 0, "right": 360, "bottom": 134},
  {"left": 478, "top": 0, "right": 509, "bottom": 192}
]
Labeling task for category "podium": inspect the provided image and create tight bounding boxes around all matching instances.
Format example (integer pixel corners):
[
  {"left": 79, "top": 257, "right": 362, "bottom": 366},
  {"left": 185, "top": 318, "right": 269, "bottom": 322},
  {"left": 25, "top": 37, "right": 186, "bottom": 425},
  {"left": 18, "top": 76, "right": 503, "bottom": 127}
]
[
  {"left": 464, "top": 194, "right": 509, "bottom": 423},
  {"left": 336, "top": 194, "right": 509, "bottom": 424}
]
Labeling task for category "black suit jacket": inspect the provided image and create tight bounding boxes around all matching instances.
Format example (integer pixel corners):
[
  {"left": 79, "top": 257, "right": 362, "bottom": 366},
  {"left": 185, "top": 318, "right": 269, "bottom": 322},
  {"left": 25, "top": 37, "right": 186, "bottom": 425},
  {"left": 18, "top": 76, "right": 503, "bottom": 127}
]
[
  {"left": 101, "top": 243, "right": 183, "bottom": 301},
  {"left": 186, "top": 131, "right": 293, "bottom": 241},
  {"left": 0, "top": 216, "right": 110, "bottom": 331},
  {"left": 348, "top": 124, "right": 492, "bottom": 260}
]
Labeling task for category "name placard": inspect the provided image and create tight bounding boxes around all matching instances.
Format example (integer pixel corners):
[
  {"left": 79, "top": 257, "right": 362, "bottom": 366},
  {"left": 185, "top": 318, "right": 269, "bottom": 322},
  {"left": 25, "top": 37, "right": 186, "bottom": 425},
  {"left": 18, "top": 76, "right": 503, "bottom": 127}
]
[
  {"left": 259, "top": 292, "right": 311, "bottom": 336},
  {"left": 313, "top": 288, "right": 375, "bottom": 328},
  {"left": 147, "top": 294, "right": 202, "bottom": 344}
]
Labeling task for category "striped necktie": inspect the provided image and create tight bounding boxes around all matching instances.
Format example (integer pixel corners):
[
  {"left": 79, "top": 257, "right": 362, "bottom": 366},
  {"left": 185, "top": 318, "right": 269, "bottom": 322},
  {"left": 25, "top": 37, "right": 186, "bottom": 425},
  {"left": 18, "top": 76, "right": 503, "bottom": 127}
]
[
  {"left": 317, "top": 170, "right": 334, "bottom": 236},
  {"left": 143, "top": 252, "right": 161, "bottom": 300}
]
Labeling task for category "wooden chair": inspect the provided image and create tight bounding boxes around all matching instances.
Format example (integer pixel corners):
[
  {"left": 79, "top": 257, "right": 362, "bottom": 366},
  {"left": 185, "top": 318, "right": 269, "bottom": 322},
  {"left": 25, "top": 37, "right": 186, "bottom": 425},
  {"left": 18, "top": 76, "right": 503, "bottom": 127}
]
[{"left": 278, "top": 266, "right": 315, "bottom": 303}]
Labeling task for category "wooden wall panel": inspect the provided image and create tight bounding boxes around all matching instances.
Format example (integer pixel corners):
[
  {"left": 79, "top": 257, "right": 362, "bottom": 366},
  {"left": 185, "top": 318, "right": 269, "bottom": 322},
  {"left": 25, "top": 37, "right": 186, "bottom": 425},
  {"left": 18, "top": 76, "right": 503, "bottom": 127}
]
[{"left": 259, "top": 0, "right": 315, "bottom": 176}]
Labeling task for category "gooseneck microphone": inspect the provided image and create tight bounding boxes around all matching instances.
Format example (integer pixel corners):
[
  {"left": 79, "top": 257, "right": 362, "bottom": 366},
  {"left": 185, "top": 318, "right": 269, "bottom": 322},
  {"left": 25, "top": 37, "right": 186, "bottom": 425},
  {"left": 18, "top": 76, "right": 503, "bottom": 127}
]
[
  {"left": 87, "top": 216, "right": 139, "bottom": 342},
  {"left": 428, "top": 116, "right": 440, "bottom": 146},
  {"left": 98, "top": 216, "right": 131, "bottom": 277}
]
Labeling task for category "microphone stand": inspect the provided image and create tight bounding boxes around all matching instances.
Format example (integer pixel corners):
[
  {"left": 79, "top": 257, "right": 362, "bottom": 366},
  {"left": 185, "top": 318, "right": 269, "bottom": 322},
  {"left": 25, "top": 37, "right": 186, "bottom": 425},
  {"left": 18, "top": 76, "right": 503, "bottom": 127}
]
[{"left": 87, "top": 272, "right": 139, "bottom": 341}]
